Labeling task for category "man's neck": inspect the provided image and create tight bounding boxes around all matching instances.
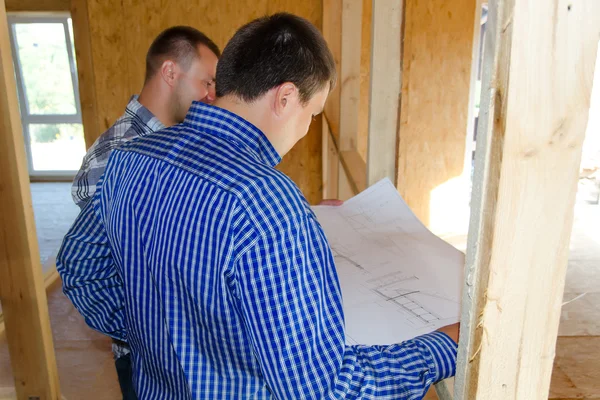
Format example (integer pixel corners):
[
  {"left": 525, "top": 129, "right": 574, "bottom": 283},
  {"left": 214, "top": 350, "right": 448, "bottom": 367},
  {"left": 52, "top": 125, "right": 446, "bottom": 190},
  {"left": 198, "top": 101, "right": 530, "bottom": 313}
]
[
  {"left": 212, "top": 96, "right": 283, "bottom": 156},
  {"left": 138, "top": 81, "right": 176, "bottom": 127}
]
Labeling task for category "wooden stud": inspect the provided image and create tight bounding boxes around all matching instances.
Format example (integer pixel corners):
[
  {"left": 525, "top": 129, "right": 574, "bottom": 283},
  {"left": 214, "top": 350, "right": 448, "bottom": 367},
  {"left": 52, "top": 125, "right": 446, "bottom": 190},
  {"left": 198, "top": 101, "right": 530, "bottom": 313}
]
[
  {"left": 338, "top": 0, "right": 363, "bottom": 152},
  {"left": 0, "top": 1, "right": 61, "bottom": 398},
  {"left": 322, "top": 0, "right": 343, "bottom": 141},
  {"left": 322, "top": 117, "right": 340, "bottom": 199},
  {"left": 365, "top": 0, "right": 403, "bottom": 186},
  {"left": 455, "top": 0, "right": 600, "bottom": 398}
]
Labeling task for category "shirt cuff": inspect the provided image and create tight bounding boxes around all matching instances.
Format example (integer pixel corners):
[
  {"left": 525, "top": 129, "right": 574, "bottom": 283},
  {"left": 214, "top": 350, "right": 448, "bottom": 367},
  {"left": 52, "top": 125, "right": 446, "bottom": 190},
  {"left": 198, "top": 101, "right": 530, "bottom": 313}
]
[{"left": 413, "top": 331, "right": 458, "bottom": 382}]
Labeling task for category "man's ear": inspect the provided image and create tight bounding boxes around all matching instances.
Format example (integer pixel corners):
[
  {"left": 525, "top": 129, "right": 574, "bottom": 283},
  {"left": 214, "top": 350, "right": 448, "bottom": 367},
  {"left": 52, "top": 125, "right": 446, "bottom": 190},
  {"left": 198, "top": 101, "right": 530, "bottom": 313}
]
[
  {"left": 160, "top": 60, "right": 177, "bottom": 87},
  {"left": 273, "top": 82, "right": 298, "bottom": 117}
]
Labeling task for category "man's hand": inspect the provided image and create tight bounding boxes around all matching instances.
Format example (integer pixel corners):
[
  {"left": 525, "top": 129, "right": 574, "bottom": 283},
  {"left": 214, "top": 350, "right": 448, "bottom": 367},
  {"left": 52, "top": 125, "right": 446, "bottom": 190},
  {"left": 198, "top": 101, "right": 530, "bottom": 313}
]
[
  {"left": 437, "top": 323, "right": 460, "bottom": 344},
  {"left": 318, "top": 199, "right": 344, "bottom": 206}
]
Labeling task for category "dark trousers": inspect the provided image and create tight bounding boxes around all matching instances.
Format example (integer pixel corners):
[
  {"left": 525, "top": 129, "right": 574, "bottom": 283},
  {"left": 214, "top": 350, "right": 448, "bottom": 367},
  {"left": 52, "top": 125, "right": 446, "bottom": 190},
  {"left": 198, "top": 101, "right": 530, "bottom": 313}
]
[{"left": 115, "top": 353, "right": 137, "bottom": 400}]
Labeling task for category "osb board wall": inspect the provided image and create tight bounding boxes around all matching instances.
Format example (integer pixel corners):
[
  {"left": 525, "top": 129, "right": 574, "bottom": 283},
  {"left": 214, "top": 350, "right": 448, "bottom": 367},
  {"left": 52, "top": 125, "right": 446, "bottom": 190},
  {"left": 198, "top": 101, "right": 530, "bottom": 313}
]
[
  {"left": 397, "top": 0, "right": 476, "bottom": 225},
  {"left": 83, "top": 0, "right": 324, "bottom": 203}
]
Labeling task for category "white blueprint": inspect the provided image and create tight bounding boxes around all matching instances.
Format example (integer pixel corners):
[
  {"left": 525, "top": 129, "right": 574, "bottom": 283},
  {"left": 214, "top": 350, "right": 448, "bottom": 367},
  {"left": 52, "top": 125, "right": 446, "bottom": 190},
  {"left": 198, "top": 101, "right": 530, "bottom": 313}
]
[{"left": 312, "top": 178, "right": 464, "bottom": 345}]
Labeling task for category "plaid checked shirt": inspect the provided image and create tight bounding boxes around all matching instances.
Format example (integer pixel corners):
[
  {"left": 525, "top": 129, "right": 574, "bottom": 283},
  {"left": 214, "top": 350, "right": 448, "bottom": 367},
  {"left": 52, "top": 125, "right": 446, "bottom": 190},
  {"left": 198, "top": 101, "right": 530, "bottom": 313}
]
[
  {"left": 57, "top": 101, "right": 457, "bottom": 399},
  {"left": 71, "top": 95, "right": 165, "bottom": 209}
]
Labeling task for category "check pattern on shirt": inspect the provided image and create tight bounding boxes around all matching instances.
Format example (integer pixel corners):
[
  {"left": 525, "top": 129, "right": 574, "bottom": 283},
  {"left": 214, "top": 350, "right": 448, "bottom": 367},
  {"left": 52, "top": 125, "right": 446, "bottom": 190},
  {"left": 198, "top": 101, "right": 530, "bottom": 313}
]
[
  {"left": 71, "top": 95, "right": 165, "bottom": 209},
  {"left": 57, "top": 102, "right": 457, "bottom": 399}
]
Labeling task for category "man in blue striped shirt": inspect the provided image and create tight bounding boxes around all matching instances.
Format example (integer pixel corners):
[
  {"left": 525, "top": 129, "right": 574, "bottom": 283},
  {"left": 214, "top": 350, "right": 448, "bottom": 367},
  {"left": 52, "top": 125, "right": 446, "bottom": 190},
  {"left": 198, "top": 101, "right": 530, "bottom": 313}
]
[{"left": 57, "top": 13, "right": 458, "bottom": 399}]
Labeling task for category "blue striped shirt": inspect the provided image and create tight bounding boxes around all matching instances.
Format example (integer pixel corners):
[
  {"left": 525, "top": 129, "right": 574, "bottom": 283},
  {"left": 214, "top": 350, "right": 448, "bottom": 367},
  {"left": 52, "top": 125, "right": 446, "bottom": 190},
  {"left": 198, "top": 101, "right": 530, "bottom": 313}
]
[{"left": 57, "top": 101, "right": 457, "bottom": 399}]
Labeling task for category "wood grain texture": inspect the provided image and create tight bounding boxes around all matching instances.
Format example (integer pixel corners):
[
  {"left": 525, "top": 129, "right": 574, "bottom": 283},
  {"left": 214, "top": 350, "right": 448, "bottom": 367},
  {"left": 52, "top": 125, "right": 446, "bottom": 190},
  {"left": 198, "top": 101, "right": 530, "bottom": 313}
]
[
  {"left": 322, "top": 117, "right": 339, "bottom": 199},
  {"left": 338, "top": 0, "right": 362, "bottom": 152},
  {"left": 357, "top": 0, "right": 371, "bottom": 161},
  {"left": 0, "top": 2, "right": 61, "bottom": 398},
  {"left": 82, "top": 0, "right": 324, "bottom": 203},
  {"left": 396, "top": 0, "right": 477, "bottom": 226},
  {"left": 4, "top": 0, "right": 69, "bottom": 12},
  {"left": 322, "top": 0, "right": 342, "bottom": 141},
  {"left": 455, "top": 0, "right": 600, "bottom": 398},
  {"left": 366, "top": 0, "right": 402, "bottom": 186},
  {"left": 86, "top": 0, "right": 130, "bottom": 133},
  {"left": 71, "top": 0, "right": 101, "bottom": 149}
]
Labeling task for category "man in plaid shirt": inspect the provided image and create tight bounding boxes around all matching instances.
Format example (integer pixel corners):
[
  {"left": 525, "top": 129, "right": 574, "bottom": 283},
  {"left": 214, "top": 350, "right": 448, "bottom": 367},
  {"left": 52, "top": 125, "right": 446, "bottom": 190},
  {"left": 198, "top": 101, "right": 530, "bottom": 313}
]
[{"left": 71, "top": 26, "right": 219, "bottom": 400}]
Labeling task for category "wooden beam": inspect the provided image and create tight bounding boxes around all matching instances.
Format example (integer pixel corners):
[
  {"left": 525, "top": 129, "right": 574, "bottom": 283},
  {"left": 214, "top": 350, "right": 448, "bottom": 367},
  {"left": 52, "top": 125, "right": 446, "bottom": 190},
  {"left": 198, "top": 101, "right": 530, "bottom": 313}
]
[
  {"left": 0, "top": 1, "right": 61, "bottom": 399},
  {"left": 365, "top": 0, "right": 402, "bottom": 186},
  {"left": 339, "top": 150, "right": 366, "bottom": 194},
  {"left": 322, "top": 117, "right": 339, "bottom": 199},
  {"left": 356, "top": 0, "right": 372, "bottom": 161},
  {"left": 338, "top": 0, "right": 363, "bottom": 152},
  {"left": 322, "top": 0, "right": 342, "bottom": 141},
  {"left": 5, "top": 0, "right": 69, "bottom": 12},
  {"left": 455, "top": 0, "right": 600, "bottom": 398},
  {"left": 71, "top": 0, "right": 101, "bottom": 150}
]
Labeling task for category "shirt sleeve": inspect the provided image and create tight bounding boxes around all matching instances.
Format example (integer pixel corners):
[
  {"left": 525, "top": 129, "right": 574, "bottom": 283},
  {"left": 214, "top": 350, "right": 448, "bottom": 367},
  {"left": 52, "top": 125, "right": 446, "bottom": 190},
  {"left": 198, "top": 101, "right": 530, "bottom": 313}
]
[
  {"left": 56, "top": 195, "right": 126, "bottom": 341},
  {"left": 234, "top": 212, "right": 457, "bottom": 399}
]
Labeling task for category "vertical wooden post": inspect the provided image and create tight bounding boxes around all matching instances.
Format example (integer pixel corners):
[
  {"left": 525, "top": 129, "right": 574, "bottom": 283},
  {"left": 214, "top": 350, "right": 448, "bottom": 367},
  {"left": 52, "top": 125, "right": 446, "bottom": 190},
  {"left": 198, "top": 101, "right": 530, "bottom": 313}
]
[
  {"left": 455, "top": 0, "right": 600, "bottom": 398},
  {"left": 322, "top": 117, "right": 339, "bottom": 199},
  {"left": 365, "top": 0, "right": 403, "bottom": 186},
  {"left": 338, "top": 0, "right": 363, "bottom": 153},
  {"left": 71, "top": 0, "right": 100, "bottom": 149},
  {"left": 0, "top": 2, "right": 61, "bottom": 399}
]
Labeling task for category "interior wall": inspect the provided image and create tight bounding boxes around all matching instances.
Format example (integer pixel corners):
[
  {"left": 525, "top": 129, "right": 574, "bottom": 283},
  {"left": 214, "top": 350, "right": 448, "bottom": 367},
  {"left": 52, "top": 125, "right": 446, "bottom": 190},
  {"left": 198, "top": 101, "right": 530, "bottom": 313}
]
[
  {"left": 397, "top": 0, "right": 477, "bottom": 228},
  {"left": 79, "top": 0, "right": 324, "bottom": 203}
]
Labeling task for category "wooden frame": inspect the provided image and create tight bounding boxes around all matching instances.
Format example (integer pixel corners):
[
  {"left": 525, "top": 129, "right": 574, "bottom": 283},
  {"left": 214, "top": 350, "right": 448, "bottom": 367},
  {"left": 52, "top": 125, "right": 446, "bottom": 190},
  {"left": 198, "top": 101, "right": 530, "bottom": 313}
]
[
  {"left": 322, "top": 0, "right": 402, "bottom": 200},
  {"left": 454, "top": 0, "right": 600, "bottom": 398},
  {"left": 0, "top": 0, "right": 61, "bottom": 398}
]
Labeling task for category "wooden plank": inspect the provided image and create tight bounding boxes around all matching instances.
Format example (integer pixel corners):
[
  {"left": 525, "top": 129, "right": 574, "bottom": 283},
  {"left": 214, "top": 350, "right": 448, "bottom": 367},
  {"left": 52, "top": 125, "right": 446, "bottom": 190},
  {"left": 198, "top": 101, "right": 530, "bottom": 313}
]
[
  {"left": 454, "top": 0, "right": 600, "bottom": 398},
  {"left": 338, "top": 0, "right": 362, "bottom": 152},
  {"left": 356, "top": 0, "right": 372, "bottom": 161},
  {"left": 322, "top": 117, "right": 339, "bottom": 199},
  {"left": 0, "top": 1, "right": 61, "bottom": 399},
  {"left": 396, "top": 0, "right": 477, "bottom": 226},
  {"left": 71, "top": 0, "right": 101, "bottom": 149},
  {"left": 339, "top": 150, "right": 366, "bottom": 194},
  {"left": 338, "top": 159, "right": 355, "bottom": 200},
  {"left": 365, "top": 0, "right": 402, "bottom": 186},
  {"left": 5, "top": 0, "right": 69, "bottom": 12},
  {"left": 322, "top": 0, "right": 342, "bottom": 141}
]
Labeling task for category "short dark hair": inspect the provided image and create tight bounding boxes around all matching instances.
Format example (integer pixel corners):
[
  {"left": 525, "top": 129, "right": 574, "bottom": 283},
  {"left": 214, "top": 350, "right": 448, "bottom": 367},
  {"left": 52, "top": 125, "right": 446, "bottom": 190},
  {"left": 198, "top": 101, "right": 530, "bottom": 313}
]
[
  {"left": 145, "top": 26, "right": 221, "bottom": 83},
  {"left": 216, "top": 13, "right": 337, "bottom": 104}
]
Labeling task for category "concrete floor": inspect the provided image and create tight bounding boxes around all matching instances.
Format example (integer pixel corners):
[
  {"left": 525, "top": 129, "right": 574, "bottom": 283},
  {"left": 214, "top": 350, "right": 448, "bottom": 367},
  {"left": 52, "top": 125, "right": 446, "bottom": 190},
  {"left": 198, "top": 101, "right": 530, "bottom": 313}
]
[{"left": 0, "top": 183, "right": 598, "bottom": 399}]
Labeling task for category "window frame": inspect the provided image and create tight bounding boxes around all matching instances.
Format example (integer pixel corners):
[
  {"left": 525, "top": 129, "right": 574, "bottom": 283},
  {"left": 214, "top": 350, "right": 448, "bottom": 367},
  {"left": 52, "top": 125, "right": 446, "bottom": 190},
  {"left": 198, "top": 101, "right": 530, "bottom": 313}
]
[{"left": 7, "top": 12, "right": 83, "bottom": 179}]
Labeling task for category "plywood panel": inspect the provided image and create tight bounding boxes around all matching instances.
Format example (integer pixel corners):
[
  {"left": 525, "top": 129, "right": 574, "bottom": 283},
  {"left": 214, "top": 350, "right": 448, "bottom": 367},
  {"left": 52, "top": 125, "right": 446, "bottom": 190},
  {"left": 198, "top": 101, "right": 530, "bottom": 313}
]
[
  {"left": 86, "top": 0, "right": 130, "bottom": 135},
  {"left": 397, "top": 0, "right": 477, "bottom": 226},
  {"left": 83, "top": 0, "right": 324, "bottom": 203},
  {"left": 0, "top": 2, "right": 60, "bottom": 398}
]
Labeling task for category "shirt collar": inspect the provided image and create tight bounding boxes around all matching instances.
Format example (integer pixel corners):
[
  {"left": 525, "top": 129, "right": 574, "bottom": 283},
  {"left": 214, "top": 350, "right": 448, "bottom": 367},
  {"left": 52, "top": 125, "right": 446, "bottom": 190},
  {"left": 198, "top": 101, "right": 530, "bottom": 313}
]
[
  {"left": 183, "top": 101, "right": 281, "bottom": 168},
  {"left": 126, "top": 95, "right": 165, "bottom": 133}
]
